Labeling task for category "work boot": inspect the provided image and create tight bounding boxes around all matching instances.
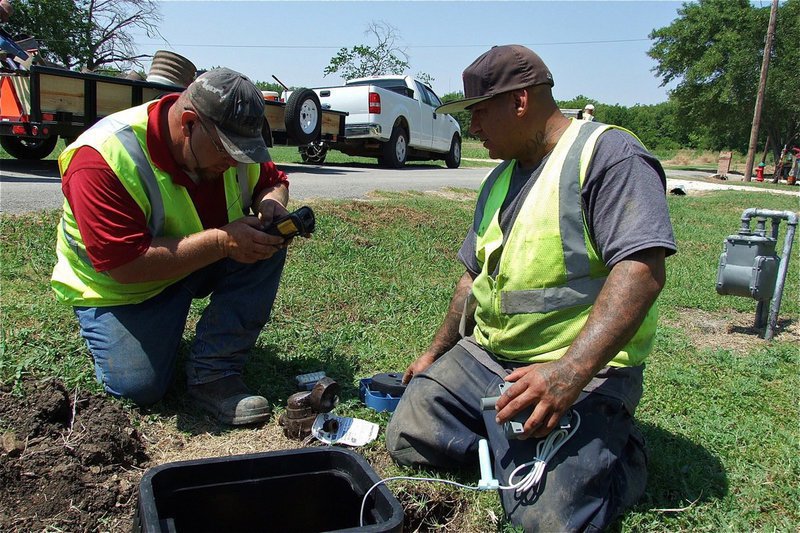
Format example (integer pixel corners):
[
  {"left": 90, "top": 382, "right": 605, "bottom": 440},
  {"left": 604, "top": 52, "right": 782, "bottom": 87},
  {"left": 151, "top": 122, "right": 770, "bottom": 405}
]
[{"left": 188, "top": 375, "right": 271, "bottom": 425}]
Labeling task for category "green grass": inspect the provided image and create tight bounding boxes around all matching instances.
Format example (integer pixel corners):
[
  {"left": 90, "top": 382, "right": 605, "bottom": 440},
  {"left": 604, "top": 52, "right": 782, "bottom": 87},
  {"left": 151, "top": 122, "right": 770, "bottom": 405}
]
[{"left": 1, "top": 189, "right": 798, "bottom": 530}]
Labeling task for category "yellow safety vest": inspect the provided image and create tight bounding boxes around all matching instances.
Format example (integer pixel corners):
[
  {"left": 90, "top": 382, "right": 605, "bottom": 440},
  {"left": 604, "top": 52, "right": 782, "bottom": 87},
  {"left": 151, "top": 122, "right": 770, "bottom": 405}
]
[
  {"left": 51, "top": 101, "right": 261, "bottom": 307},
  {"left": 471, "top": 119, "right": 657, "bottom": 366}
]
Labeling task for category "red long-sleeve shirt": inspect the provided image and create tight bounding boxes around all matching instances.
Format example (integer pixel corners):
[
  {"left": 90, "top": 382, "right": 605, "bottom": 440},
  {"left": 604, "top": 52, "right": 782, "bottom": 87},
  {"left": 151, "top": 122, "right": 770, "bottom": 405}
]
[{"left": 62, "top": 93, "right": 289, "bottom": 272}]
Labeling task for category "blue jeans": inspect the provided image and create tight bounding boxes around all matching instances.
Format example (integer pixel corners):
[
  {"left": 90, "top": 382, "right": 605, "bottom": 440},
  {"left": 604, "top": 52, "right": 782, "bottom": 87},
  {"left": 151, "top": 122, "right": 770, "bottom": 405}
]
[
  {"left": 386, "top": 340, "right": 648, "bottom": 532},
  {"left": 74, "top": 252, "right": 286, "bottom": 405}
]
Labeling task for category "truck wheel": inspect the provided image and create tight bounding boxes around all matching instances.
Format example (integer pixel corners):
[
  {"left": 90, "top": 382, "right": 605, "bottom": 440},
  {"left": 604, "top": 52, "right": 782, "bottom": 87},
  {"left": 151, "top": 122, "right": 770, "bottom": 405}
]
[
  {"left": 0, "top": 135, "right": 58, "bottom": 160},
  {"left": 445, "top": 135, "right": 461, "bottom": 169},
  {"left": 284, "top": 88, "right": 321, "bottom": 145},
  {"left": 380, "top": 126, "right": 407, "bottom": 168},
  {"left": 299, "top": 141, "right": 328, "bottom": 164}
]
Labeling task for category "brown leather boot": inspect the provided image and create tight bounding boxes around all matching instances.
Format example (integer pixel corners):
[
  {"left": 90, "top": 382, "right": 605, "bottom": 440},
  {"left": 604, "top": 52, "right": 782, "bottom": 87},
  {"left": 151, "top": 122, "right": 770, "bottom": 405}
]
[{"left": 188, "top": 375, "right": 271, "bottom": 425}]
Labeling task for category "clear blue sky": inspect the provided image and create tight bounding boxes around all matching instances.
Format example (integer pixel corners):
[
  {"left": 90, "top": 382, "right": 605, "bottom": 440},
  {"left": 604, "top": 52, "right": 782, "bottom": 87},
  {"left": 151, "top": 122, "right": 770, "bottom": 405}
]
[{"left": 134, "top": 1, "right": 691, "bottom": 106}]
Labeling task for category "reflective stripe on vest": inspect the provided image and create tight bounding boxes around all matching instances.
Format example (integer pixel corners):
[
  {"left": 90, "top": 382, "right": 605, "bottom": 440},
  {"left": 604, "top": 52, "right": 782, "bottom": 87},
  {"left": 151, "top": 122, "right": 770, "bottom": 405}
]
[
  {"left": 116, "top": 126, "right": 164, "bottom": 236},
  {"left": 474, "top": 161, "right": 514, "bottom": 272}
]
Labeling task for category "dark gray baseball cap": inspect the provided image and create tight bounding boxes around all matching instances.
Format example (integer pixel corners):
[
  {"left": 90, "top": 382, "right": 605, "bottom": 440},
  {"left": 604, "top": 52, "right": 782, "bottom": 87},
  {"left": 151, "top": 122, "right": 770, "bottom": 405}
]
[
  {"left": 186, "top": 67, "right": 269, "bottom": 164},
  {"left": 436, "top": 45, "right": 554, "bottom": 115}
]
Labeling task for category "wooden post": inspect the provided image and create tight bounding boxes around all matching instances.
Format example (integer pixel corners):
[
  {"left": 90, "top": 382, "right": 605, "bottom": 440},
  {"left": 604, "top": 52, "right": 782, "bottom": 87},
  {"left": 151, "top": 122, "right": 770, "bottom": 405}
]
[
  {"left": 717, "top": 151, "right": 733, "bottom": 179},
  {"left": 744, "top": 0, "right": 779, "bottom": 182}
]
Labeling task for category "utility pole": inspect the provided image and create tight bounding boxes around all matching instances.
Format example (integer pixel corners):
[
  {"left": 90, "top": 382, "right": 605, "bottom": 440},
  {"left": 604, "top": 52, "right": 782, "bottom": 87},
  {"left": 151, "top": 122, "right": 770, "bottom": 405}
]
[{"left": 744, "top": 0, "right": 779, "bottom": 182}]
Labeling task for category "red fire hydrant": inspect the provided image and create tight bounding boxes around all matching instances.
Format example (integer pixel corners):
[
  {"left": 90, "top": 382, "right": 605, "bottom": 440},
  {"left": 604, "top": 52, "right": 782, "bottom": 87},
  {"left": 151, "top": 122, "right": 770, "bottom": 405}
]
[{"left": 755, "top": 162, "right": 765, "bottom": 182}]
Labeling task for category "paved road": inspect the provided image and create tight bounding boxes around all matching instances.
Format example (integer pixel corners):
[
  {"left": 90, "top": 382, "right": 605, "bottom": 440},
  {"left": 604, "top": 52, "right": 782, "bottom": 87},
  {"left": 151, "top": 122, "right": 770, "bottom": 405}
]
[
  {"left": 0, "top": 159, "right": 492, "bottom": 214},
  {"left": 1, "top": 159, "right": 795, "bottom": 215}
]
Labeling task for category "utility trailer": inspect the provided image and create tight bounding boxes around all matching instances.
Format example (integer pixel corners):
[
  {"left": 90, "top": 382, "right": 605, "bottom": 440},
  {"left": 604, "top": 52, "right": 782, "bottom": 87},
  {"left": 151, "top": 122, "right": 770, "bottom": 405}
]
[{"left": 0, "top": 65, "right": 346, "bottom": 160}]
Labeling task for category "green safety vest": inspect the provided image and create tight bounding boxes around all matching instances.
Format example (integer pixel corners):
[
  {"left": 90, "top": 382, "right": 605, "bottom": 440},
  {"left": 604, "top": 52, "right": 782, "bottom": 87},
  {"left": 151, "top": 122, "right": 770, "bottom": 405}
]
[
  {"left": 51, "top": 101, "right": 261, "bottom": 307},
  {"left": 471, "top": 119, "right": 658, "bottom": 366}
]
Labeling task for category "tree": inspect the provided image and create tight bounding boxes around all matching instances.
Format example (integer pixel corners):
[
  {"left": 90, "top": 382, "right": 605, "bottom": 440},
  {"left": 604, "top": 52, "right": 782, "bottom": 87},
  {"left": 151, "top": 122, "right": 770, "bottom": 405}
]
[
  {"left": 255, "top": 81, "right": 287, "bottom": 94},
  {"left": 440, "top": 91, "right": 474, "bottom": 139},
  {"left": 648, "top": 0, "right": 799, "bottom": 158},
  {"left": 415, "top": 71, "right": 434, "bottom": 87},
  {"left": 324, "top": 20, "right": 433, "bottom": 82},
  {"left": 5, "top": 0, "right": 83, "bottom": 68},
  {"left": 8, "top": 0, "right": 163, "bottom": 71}
]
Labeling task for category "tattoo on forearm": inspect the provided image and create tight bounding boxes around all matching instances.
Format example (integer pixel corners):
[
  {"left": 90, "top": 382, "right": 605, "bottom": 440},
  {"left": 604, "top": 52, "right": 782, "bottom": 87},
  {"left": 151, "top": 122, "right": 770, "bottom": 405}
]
[{"left": 568, "top": 256, "right": 663, "bottom": 376}]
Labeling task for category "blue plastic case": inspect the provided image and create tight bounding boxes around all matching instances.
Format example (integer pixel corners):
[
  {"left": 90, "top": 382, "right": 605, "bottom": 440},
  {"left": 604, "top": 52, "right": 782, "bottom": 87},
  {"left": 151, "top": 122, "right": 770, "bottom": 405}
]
[{"left": 359, "top": 378, "right": 402, "bottom": 413}]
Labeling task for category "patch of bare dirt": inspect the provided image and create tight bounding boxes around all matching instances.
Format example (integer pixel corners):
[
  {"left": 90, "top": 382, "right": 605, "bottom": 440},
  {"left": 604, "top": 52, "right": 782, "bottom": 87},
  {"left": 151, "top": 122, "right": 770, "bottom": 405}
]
[
  {"left": 0, "top": 379, "right": 148, "bottom": 532},
  {"left": 664, "top": 308, "right": 799, "bottom": 352},
  {"left": 425, "top": 189, "right": 477, "bottom": 202},
  {"left": 397, "top": 485, "right": 471, "bottom": 531},
  {"left": 1, "top": 376, "right": 495, "bottom": 532},
  {"left": 326, "top": 200, "right": 432, "bottom": 232}
]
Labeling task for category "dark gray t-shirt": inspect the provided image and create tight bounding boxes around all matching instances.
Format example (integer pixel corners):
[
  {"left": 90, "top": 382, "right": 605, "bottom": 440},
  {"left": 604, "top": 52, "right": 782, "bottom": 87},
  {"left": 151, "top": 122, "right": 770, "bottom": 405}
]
[{"left": 459, "top": 128, "right": 677, "bottom": 275}]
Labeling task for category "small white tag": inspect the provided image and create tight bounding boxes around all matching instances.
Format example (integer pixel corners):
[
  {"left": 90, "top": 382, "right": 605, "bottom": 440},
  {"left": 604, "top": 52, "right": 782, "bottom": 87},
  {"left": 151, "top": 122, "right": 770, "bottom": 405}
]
[{"left": 311, "top": 413, "right": 379, "bottom": 447}]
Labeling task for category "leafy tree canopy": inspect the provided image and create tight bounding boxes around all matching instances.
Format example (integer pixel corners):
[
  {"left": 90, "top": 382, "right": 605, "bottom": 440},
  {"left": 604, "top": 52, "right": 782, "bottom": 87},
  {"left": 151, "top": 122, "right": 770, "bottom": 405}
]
[
  {"left": 440, "top": 91, "right": 473, "bottom": 138},
  {"left": 648, "top": 0, "right": 799, "bottom": 156},
  {"left": 324, "top": 20, "right": 432, "bottom": 83},
  {"left": 7, "top": 0, "right": 163, "bottom": 71},
  {"left": 255, "top": 81, "right": 287, "bottom": 94}
]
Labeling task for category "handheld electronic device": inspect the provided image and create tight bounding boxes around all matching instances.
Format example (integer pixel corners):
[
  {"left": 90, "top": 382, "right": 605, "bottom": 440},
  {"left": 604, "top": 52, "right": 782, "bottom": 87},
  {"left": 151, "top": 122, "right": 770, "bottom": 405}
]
[
  {"left": 264, "top": 205, "right": 315, "bottom": 239},
  {"left": 481, "top": 382, "right": 573, "bottom": 439}
]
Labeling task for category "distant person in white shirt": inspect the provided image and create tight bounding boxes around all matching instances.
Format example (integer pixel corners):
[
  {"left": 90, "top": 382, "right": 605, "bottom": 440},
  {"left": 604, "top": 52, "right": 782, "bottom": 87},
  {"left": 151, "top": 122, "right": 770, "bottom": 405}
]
[
  {"left": 0, "top": 0, "right": 13, "bottom": 23},
  {"left": 583, "top": 103, "right": 596, "bottom": 121}
]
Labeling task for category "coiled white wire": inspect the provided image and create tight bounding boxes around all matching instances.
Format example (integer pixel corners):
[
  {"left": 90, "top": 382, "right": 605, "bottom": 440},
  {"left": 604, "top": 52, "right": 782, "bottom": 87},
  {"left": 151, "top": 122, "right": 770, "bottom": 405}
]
[{"left": 498, "top": 410, "right": 581, "bottom": 496}]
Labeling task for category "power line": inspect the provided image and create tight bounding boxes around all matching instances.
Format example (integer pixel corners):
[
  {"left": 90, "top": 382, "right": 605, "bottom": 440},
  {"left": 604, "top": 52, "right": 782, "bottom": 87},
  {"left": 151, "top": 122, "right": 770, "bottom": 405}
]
[{"left": 129, "top": 38, "right": 650, "bottom": 50}]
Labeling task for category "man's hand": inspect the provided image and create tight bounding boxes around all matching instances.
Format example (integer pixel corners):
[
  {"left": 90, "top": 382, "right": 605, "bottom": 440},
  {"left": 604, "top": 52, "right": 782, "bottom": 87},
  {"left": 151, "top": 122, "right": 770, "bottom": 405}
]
[
  {"left": 493, "top": 360, "right": 585, "bottom": 439},
  {"left": 257, "top": 197, "right": 290, "bottom": 228},
  {"left": 257, "top": 197, "right": 294, "bottom": 246},
  {"left": 218, "top": 216, "right": 285, "bottom": 262},
  {"left": 401, "top": 352, "right": 438, "bottom": 384}
]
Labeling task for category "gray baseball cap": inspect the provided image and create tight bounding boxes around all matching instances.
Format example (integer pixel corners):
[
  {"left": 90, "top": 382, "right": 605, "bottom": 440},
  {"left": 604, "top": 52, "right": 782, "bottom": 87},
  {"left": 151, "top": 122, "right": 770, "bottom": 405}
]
[
  {"left": 186, "top": 68, "right": 269, "bottom": 164},
  {"left": 436, "top": 45, "right": 554, "bottom": 115}
]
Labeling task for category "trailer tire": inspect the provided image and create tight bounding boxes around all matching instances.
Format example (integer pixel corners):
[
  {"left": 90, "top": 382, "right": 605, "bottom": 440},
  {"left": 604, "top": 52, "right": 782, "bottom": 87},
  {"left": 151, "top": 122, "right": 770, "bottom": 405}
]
[
  {"left": 299, "top": 141, "right": 328, "bottom": 164},
  {"left": 445, "top": 134, "right": 461, "bottom": 169},
  {"left": 284, "top": 88, "right": 321, "bottom": 145},
  {"left": 0, "top": 135, "right": 58, "bottom": 160},
  {"left": 379, "top": 126, "right": 408, "bottom": 168}
]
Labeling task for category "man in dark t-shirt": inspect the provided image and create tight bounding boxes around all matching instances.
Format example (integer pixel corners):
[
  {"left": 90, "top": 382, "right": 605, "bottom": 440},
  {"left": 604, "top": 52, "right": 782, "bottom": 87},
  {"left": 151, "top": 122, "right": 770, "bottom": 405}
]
[{"left": 386, "top": 45, "right": 676, "bottom": 531}]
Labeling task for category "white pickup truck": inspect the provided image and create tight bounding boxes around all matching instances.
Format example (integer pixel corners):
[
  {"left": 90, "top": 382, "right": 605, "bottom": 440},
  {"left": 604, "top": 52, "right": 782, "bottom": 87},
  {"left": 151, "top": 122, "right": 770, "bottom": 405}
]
[{"left": 295, "top": 75, "right": 462, "bottom": 168}]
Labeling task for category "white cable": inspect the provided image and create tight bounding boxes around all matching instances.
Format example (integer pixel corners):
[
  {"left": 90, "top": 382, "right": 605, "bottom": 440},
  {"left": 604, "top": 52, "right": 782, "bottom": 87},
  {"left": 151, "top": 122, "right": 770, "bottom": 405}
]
[
  {"left": 498, "top": 410, "right": 581, "bottom": 496},
  {"left": 359, "top": 476, "right": 483, "bottom": 527},
  {"left": 359, "top": 411, "right": 581, "bottom": 526}
]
